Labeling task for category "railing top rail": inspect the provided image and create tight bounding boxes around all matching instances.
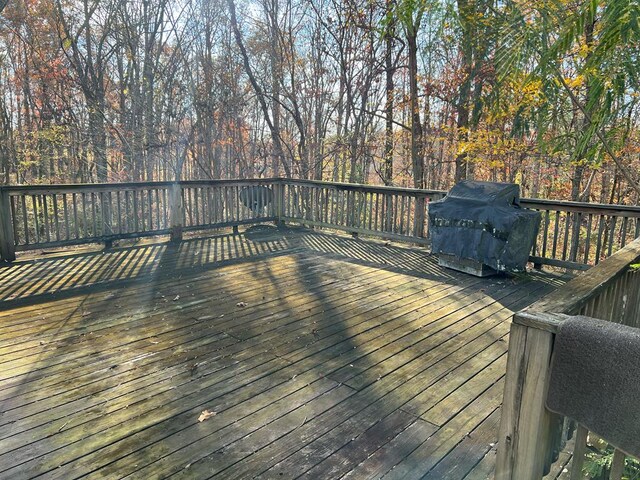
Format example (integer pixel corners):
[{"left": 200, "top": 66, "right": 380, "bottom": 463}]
[
  {"left": 0, "top": 181, "right": 176, "bottom": 192},
  {"left": 283, "top": 178, "right": 447, "bottom": 196},
  {"left": 520, "top": 197, "right": 640, "bottom": 216},
  {"left": 520, "top": 236, "right": 640, "bottom": 317},
  {"left": 0, "top": 178, "right": 283, "bottom": 194},
  {"left": 180, "top": 178, "right": 281, "bottom": 187}
]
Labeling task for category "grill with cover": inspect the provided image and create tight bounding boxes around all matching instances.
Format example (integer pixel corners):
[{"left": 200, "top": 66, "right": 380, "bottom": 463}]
[{"left": 428, "top": 181, "right": 541, "bottom": 276}]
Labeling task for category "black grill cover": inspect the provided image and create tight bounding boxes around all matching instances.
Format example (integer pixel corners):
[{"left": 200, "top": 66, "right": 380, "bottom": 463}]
[{"left": 429, "top": 181, "right": 541, "bottom": 272}]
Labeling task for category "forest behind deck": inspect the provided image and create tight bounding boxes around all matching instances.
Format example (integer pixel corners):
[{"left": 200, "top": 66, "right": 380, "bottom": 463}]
[{"left": 0, "top": 227, "right": 570, "bottom": 479}]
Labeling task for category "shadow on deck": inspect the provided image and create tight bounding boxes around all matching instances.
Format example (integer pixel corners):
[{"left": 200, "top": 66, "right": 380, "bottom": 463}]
[{"left": 0, "top": 227, "right": 571, "bottom": 479}]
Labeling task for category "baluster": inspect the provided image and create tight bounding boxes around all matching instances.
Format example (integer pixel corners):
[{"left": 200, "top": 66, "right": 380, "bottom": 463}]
[
  {"left": 374, "top": 193, "right": 380, "bottom": 232},
  {"left": 393, "top": 194, "right": 399, "bottom": 234},
  {"left": 22, "top": 195, "right": 29, "bottom": 245},
  {"left": 406, "top": 196, "right": 413, "bottom": 236},
  {"left": 319, "top": 187, "right": 329, "bottom": 223},
  {"left": 154, "top": 189, "right": 160, "bottom": 231},
  {"left": 107, "top": 191, "right": 114, "bottom": 236},
  {"left": 63, "top": 194, "right": 70, "bottom": 241},
  {"left": 562, "top": 211, "right": 570, "bottom": 261},
  {"left": 307, "top": 187, "right": 318, "bottom": 221},
  {"left": 52, "top": 194, "right": 60, "bottom": 242},
  {"left": 569, "top": 211, "right": 582, "bottom": 262},
  {"left": 595, "top": 216, "right": 605, "bottom": 263},
  {"left": 551, "top": 211, "right": 560, "bottom": 259},
  {"left": 222, "top": 186, "right": 227, "bottom": 223},
  {"left": 100, "top": 192, "right": 107, "bottom": 237},
  {"left": 116, "top": 191, "right": 123, "bottom": 234},
  {"left": 187, "top": 187, "right": 194, "bottom": 227},
  {"left": 10, "top": 195, "right": 18, "bottom": 245},
  {"left": 399, "top": 194, "right": 406, "bottom": 235},
  {"left": 32, "top": 195, "right": 40, "bottom": 243},
  {"left": 180, "top": 187, "right": 186, "bottom": 227},
  {"left": 181, "top": 185, "right": 187, "bottom": 227},
  {"left": 331, "top": 188, "right": 336, "bottom": 225},
  {"left": 124, "top": 191, "right": 131, "bottom": 233},
  {"left": 73, "top": 193, "right": 80, "bottom": 239},
  {"left": 212, "top": 187, "right": 219, "bottom": 224},
  {"left": 165, "top": 187, "right": 170, "bottom": 228},
  {"left": 140, "top": 189, "right": 146, "bottom": 232},
  {"left": 620, "top": 217, "right": 628, "bottom": 248},
  {"left": 235, "top": 185, "right": 240, "bottom": 222},
  {"left": 382, "top": 194, "right": 387, "bottom": 232},
  {"left": 367, "top": 193, "right": 373, "bottom": 231},
  {"left": 341, "top": 190, "right": 347, "bottom": 226},
  {"left": 608, "top": 216, "right": 617, "bottom": 257},
  {"left": 609, "top": 449, "right": 625, "bottom": 480},
  {"left": 91, "top": 192, "right": 97, "bottom": 236},
  {"left": 147, "top": 189, "right": 153, "bottom": 230},
  {"left": 569, "top": 425, "right": 588, "bottom": 480},
  {"left": 194, "top": 187, "right": 200, "bottom": 226},
  {"left": 347, "top": 189, "right": 352, "bottom": 227},
  {"left": 541, "top": 210, "right": 550, "bottom": 258},
  {"left": 201, "top": 186, "right": 207, "bottom": 223},
  {"left": 132, "top": 190, "right": 139, "bottom": 233},
  {"left": 584, "top": 213, "right": 593, "bottom": 264},
  {"left": 42, "top": 195, "right": 51, "bottom": 243}
]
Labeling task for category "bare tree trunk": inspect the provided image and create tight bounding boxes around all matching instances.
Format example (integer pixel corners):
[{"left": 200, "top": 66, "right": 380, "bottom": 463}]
[
  {"left": 268, "top": 0, "right": 282, "bottom": 177},
  {"left": 408, "top": 31, "right": 424, "bottom": 190},
  {"left": 454, "top": 0, "right": 472, "bottom": 184},
  {"left": 228, "top": 0, "right": 290, "bottom": 177},
  {"left": 383, "top": 0, "right": 395, "bottom": 187}
]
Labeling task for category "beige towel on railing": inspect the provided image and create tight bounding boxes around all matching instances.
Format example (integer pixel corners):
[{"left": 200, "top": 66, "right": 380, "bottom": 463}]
[{"left": 547, "top": 315, "right": 640, "bottom": 458}]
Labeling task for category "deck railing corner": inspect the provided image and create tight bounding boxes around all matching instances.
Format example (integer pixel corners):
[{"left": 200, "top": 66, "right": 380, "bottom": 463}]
[{"left": 496, "top": 236, "right": 640, "bottom": 480}]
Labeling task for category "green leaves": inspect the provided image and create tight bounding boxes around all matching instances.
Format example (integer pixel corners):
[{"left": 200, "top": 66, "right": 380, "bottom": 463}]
[{"left": 493, "top": 0, "right": 640, "bottom": 191}]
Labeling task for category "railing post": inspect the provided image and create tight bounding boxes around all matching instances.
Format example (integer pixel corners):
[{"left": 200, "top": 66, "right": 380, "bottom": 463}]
[
  {"left": 274, "top": 180, "right": 285, "bottom": 227},
  {"left": 414, "top": 195, "right": 426, "bottom": 238},
  {"left": 169, "top": 182, "right": 183, "bottom": 242},
  {"left": 496, "top": 319, "right": 556, "bottom": 480},
  {"left": 0, "top": 188, "right": 16, "bottom": 262}
]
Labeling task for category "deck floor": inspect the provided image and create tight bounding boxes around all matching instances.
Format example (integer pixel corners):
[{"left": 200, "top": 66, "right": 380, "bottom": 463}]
[{"left": 0, "top": 226, "right": 570, "bottom": 479}]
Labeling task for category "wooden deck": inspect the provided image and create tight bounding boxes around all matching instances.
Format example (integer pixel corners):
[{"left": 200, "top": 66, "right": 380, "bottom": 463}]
[{"left": 0, "top": 226, "right": 570, "bottom": 479}]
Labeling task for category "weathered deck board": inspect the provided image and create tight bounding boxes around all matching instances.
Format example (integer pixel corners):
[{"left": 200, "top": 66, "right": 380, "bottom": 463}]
[{"left": 0, "top": 226, "right": 570, "bottom": 479}]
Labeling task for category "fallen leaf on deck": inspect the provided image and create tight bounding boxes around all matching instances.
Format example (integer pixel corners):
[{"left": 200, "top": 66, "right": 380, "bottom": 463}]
[
  {"left": 236, "top": 302, "right": 247, "bottom": 308},
  {"left": 198, "top": 409, "right": 216, "bottom": 422}
]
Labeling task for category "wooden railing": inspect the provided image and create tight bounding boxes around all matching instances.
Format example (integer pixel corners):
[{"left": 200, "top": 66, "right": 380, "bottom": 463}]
[
  {"left": 496, "top": 236, "right": 640, "bottom": 480},
  {"left": 0, "top": 179, "right": 444, "bottom": 261},
  {"left": 0, "top": 179, "right": 279, "bottom": 261},
  {"left": 280, "top": 179, "right": 444, "bottom": 245},
  {"left": 521, "top": 198, "right": 640, "bottom": 271},
  {"left": 1, "top": 179, "right": 639, "bottom": 266}
]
